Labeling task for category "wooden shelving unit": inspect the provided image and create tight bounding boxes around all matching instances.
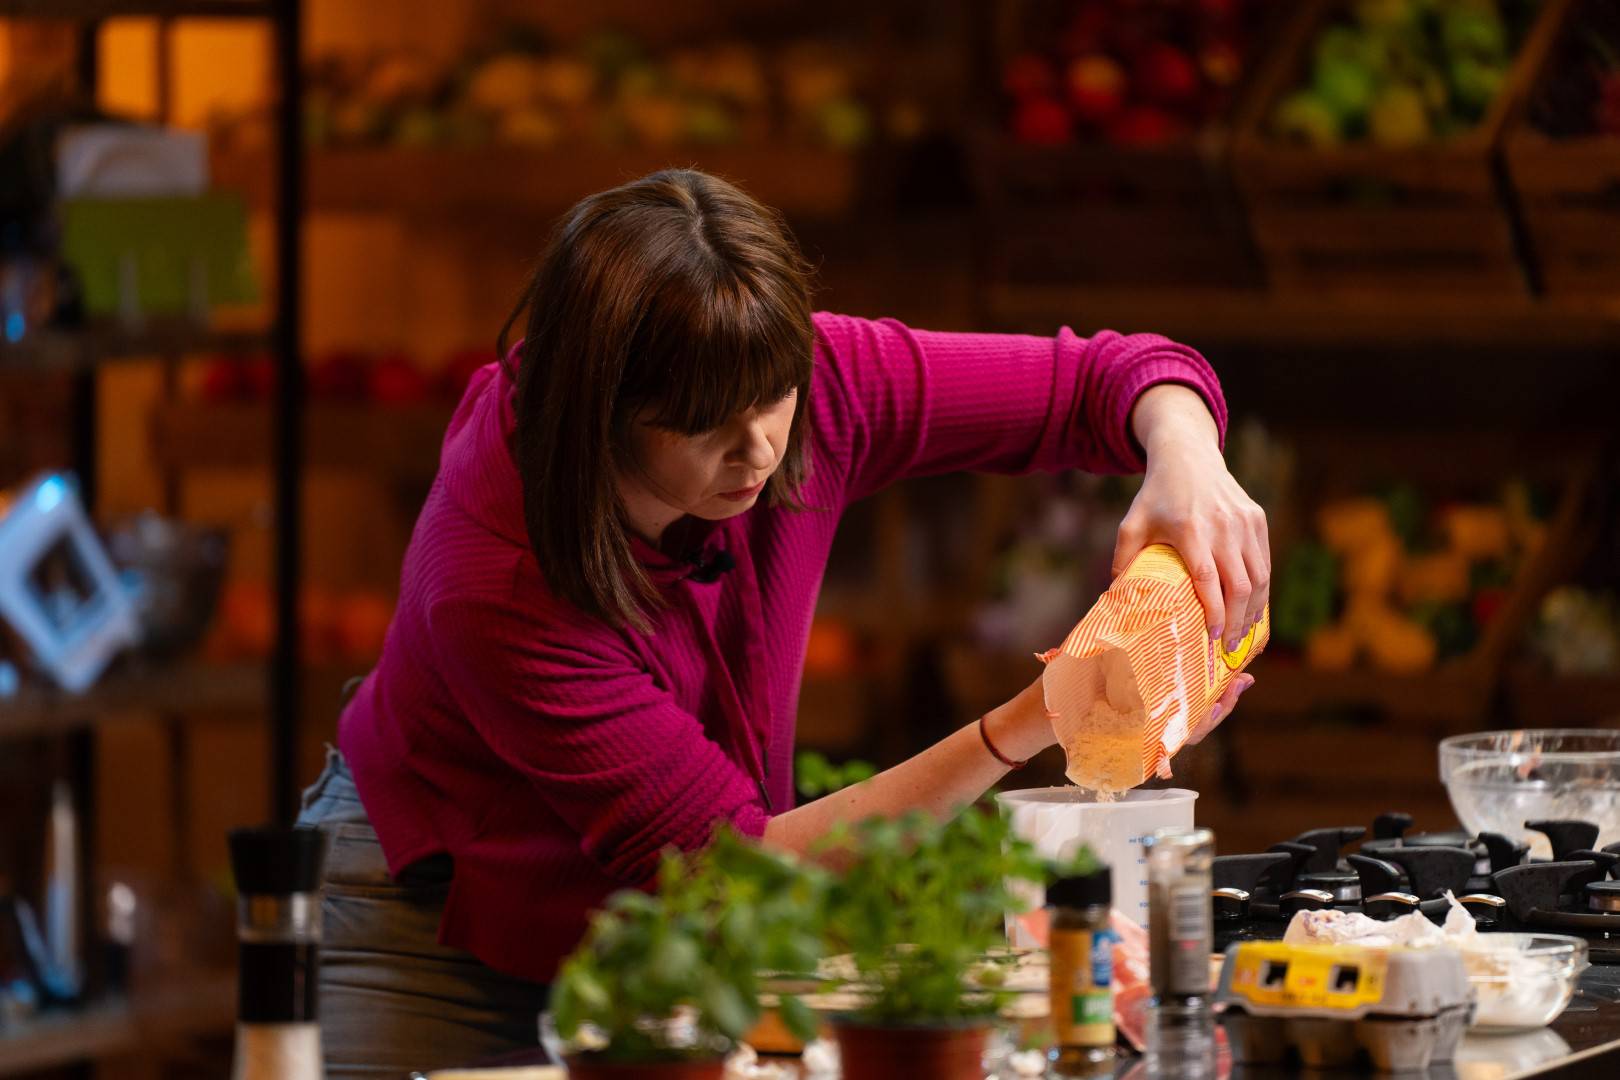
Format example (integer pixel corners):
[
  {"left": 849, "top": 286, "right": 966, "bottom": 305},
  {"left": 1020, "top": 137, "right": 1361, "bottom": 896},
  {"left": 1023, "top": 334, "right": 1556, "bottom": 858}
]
[
  {"left": 214, "top": 143, "right": 863, "bottom": 221},
  {"left": 1506, "top": 668, "right": 1620, "bottom": 728},
  {"left": 988, "top": 286, "right": 1620, "bottom": 348},
  {"left": 2, "top": 0, "right": 268, "bottom": 15},
  {"left": 0, "top": 971, "right": 235, "bottom": 1077},
  {"left": 1235, "top": 663, "right": 1493, "bottom": 726},
  {"left": 0, "top": 2, "right": 303, "bottom": 1076},
  {"left": 1, "top": 663, "right": 266, "bottom": 740},
  {"left": 0, "top": 322, "right": 266, "bottom": 375},
  {"left": 150, "top": 400, "right": 452, "bottom": 480}
]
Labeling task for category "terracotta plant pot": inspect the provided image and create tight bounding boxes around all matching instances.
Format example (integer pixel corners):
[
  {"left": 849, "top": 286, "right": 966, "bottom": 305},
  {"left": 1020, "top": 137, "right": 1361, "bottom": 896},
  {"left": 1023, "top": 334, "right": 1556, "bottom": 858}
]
[
  {"left": 833, "top": 1020, "right": 990, "bottom": 1080},
  {"left": 562, "top": 1054, "right": 726, "bottom": 1080}
]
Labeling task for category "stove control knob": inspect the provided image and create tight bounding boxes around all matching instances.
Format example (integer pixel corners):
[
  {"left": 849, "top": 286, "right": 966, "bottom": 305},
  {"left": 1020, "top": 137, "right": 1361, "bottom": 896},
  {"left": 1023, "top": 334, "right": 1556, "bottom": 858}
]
[
  {"left": 1363, "top": 892, "right": 1422, "bottom": 920},
  {"left": 1212, "top": 887, "right": 1250, "bottom": 921},
  {"left": 1279, "top": 888, "right": 1336, "bottom": 916},
  {"left": 1458, "top": 893, "right": 1508, "bottom": 927}
]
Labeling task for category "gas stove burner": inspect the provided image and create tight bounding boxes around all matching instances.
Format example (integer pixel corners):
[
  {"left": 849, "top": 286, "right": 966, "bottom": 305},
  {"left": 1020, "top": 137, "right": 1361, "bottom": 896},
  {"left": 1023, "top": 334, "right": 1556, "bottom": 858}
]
[
  {"left": 1362, "top": 830, "right": 1491, "bottom": 879},
  {"left": 1371, "top": 811, "right": 1473, "bottom": 849},
  {"left": 1210, "top": 809, "right": 1620, "bottom": 965},
  {"left": 1589, "top": 881, "right": 1620, "bottom": 914}
]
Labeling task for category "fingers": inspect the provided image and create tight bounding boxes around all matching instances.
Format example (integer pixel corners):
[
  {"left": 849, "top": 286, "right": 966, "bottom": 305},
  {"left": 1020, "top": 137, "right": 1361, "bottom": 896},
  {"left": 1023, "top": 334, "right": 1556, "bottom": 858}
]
[
  {"left": 1186, "top": 673, "right": 1255, "bottom": 745},
  {"left": 1241, "top": 507, "right": 1272, "bottom": 642},
  {"left": 1180, "top": 535, "right": 1225, "bottom": 643},
  {"left": 1212, "top": 532, "right": 1253, "bottom": 655},
  {"left": 1111, "top": 513, "right": 1149, "bottom": 579}
]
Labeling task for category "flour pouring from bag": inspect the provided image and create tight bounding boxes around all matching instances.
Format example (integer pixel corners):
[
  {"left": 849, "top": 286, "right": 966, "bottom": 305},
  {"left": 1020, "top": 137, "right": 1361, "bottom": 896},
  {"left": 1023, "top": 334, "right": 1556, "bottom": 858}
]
[{"left": 1042, "top": 544, "right": 1268, "bottom": 797}]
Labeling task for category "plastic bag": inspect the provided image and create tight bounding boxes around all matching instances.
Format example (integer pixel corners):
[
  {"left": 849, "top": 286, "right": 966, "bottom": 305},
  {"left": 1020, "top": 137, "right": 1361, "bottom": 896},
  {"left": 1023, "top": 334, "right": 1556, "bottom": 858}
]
[{"left": 1042, "top": 544, "right": 1268, "bottom": 796}]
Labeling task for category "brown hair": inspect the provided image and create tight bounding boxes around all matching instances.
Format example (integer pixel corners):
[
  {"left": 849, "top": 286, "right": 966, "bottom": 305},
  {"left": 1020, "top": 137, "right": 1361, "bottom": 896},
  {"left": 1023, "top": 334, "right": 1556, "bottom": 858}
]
[{"left": 498, "top": 169, "right": 815, "bottom": 630}]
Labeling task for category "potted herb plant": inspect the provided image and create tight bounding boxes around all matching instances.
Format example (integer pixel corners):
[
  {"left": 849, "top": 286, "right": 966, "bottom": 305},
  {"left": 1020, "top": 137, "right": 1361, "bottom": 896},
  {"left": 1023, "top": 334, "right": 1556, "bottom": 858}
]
[
  {"left": 816, "top": 802, "right": 1048, "bottom": 1080},
  {"left": 549, "top": 829, "right": 826, "bottom": 1079}
]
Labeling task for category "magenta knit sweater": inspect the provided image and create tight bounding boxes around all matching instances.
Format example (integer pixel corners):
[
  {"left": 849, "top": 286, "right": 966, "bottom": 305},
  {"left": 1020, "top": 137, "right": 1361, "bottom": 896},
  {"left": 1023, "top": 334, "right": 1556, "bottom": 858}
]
[{"left": 338, "top": 312, "right": 1227, "bottom": 982}]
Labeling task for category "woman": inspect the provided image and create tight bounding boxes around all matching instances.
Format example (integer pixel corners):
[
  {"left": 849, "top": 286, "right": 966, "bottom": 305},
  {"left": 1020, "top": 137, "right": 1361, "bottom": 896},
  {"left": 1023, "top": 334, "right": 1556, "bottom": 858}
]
[{"left": 298, "top": 168, "right": 1267, "bottom": 1076}]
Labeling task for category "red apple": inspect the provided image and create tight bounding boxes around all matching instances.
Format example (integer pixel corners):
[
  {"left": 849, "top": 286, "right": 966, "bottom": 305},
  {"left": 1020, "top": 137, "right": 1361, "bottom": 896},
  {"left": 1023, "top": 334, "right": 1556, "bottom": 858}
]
[
  {"left": 1012, "top": 95, "right": 1072, "bottom": 145},
  {"left": 1066, "top": 55, "right": 1126, "bottom": 124},
  {"left": 1133, "top": 42, "right": 1201, "bottom": 107},
  {"left": 368, "top": 354, "right": 431, "bottom": 406},
  {"left": 1105, "top": 104, "right": 1186, "bottom": 146},
  {"left": 1002, "top": 53, "right": 1056, "bottom": 100}
]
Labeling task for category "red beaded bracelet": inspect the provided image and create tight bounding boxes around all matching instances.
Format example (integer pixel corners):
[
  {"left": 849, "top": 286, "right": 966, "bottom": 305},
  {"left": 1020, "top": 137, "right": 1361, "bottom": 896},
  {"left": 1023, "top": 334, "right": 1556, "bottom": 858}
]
[{"left": 978, "top": 715, "right": 1028, "bottom": 769}]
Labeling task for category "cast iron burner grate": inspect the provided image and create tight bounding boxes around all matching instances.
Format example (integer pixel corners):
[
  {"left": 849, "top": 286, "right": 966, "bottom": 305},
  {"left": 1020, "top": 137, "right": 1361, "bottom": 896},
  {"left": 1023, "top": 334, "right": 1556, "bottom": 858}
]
[{"left": 1210, "top": 812, "right": 1620, "bottom": 965}]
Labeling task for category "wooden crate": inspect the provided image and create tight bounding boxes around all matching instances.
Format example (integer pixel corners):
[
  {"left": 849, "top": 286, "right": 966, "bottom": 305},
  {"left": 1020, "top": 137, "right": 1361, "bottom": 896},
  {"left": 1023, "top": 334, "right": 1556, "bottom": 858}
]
[
  {"left": 1504, "top": 0, "right": 1620, "bottom": 296},
  {"left": 1252, "top": 427, "right": 1598, "bottom": 726},
  {"left": 975, "top": 134, "right": 1263, "bottom": 287},
  {"left": 1232, "top": 0, "right": 1569, "bottom": 295},
  {"left": 972, "top": 1, "right": 1296, "bottom": 288}
]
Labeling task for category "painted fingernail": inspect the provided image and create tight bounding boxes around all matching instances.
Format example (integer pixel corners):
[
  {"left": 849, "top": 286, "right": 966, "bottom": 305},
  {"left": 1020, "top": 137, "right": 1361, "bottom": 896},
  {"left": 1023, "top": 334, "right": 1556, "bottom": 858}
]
[
  {"left": 1212, "top": 624, "right": 1223, "bottom": 642},
  {"left": 1210, "top": 702, "right": 1225, "bottom": 724}
]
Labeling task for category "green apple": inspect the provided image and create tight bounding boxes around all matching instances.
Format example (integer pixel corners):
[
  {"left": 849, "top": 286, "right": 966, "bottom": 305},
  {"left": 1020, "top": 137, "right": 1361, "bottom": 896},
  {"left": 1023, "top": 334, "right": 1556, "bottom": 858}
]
[
  {"left": 1442, "top": 6, "right": 1507, "bottom": 60},
  {"left": 1449, "top": 55, "right": 1505, "bottom": 117},
  {"left": 1274, "top": 90, "right": 1342, "bottom": 146},
  {"left": 1316, "top": 25, "right": 1380, "bottom": 69},
  {"left": 1369, "top": 84, "right": 1430, "bottom": 145},
  {"left": 1314, "top": 55, "right": 1379, "bottom": 120}
]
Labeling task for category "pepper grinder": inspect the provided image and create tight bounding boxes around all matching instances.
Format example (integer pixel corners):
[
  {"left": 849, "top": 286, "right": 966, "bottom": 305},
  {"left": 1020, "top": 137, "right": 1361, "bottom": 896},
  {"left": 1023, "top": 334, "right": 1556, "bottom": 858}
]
[{"left": 228, "top": 826, "right": 328, "bottom": 1080}]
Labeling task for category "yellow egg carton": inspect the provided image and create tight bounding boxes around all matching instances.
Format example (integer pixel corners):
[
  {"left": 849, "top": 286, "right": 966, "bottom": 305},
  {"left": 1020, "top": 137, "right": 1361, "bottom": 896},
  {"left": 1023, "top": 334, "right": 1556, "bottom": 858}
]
[{"left": 1214, "top": 941, "right": 1474, "bottom": 1073}]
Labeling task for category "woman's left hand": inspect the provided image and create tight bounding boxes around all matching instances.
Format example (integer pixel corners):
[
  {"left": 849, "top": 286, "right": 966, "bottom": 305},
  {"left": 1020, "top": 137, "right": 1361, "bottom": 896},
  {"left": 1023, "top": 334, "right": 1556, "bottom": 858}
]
[{"left": 1116, "top": 385, "right": 1271, "bottom": 655}]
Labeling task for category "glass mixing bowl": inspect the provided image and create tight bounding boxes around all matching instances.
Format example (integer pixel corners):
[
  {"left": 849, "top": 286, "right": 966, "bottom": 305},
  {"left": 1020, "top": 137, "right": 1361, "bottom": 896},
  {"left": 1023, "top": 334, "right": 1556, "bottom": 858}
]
[
  {"left": 1439, "top": 730, "right": 1620, "bottom": 858},
  {"left": 1464, "top": 934, "right": 1589, "bottom": 1031}
]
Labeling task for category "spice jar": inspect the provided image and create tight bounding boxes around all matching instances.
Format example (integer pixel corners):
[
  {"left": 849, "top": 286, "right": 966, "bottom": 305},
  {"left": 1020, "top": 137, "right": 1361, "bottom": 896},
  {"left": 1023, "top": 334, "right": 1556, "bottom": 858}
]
[{"left": 1047, "top": 865, "right": 1115, "bottom": 1077}]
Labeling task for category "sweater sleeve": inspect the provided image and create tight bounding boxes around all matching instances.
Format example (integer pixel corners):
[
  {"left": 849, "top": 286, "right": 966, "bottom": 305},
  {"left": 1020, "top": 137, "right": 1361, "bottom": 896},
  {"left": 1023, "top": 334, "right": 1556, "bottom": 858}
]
[
  {"left": 428, "top": 594, "right": 769, "bottom": 887},
  {"left": 808, "top": 312, "right": 1227, "bottom": 505}
]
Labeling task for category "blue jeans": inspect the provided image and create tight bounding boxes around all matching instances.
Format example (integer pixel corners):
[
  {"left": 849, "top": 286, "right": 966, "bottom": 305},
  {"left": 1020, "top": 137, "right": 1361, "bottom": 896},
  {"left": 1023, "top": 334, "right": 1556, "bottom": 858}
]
[{"left": 296, "top": 748, "right": 551, "bottom": 1077}]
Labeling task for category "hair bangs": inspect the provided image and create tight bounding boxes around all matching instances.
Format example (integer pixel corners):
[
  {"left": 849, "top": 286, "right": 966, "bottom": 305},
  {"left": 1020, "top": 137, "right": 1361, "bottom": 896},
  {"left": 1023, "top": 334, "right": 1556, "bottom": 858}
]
[{"left": 625, "top": 261, "right": 812, "bottom": 437}]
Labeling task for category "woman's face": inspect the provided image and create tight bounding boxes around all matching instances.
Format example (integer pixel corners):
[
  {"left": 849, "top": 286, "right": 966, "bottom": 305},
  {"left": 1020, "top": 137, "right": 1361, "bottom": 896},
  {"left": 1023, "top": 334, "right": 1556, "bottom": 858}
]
[{"left": 619, "top": 388, "right": 798, "bottom": 537}]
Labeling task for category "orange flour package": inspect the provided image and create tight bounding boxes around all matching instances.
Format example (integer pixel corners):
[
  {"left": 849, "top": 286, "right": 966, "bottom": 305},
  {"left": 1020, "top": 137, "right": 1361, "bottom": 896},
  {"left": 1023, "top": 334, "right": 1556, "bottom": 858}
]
[{"left": 1041, "top": 543, "right": 1268, "bottom": 796}]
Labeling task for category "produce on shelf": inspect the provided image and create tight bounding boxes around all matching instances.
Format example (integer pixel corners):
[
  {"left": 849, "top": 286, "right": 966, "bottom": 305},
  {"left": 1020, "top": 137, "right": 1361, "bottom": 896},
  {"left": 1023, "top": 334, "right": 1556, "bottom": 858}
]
[
  {"left": 1271, "top": 0, "right": 1537, "bottom": 147},
  {"left": 192, "top": 346, "right": 498, "bottom": 406},
  {"left": 1000, "top": 0, "right": 1275, "bottom": 146},
  {"left": 1272, "top": 480, "right": 1549, "bottom": 674},
  {"left": 1531, "top": 587, "right": 1620, "bottom": 674},
  {"left": 267, "top": 27, "right": 887, "bottom": 153},
  {"left": 803, "top": 618, "right": 860, "bottom": 678},
  {"left": 1528, "top": 0, "right": 1620, "bottom": 137},
  {"left": 204, "top": 581, "right": 394, "bottom": 665}
]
